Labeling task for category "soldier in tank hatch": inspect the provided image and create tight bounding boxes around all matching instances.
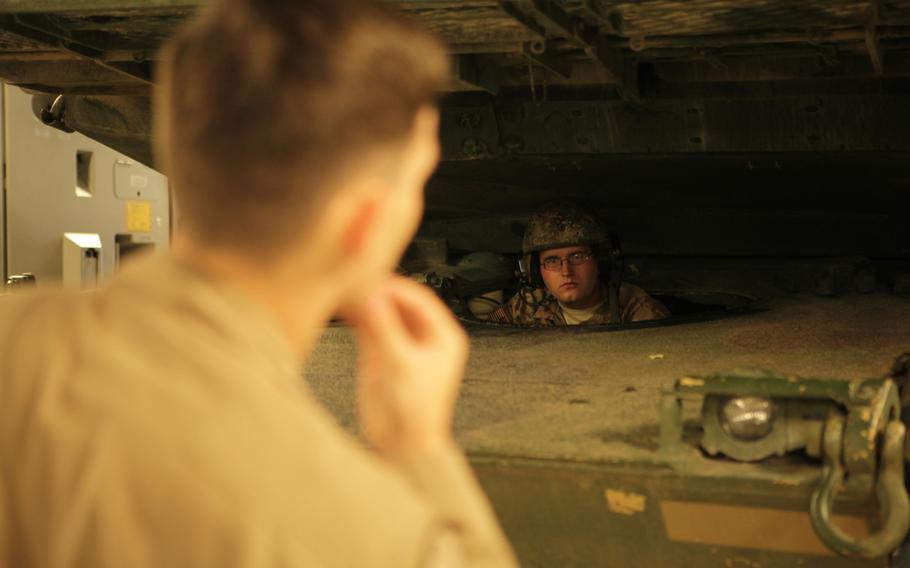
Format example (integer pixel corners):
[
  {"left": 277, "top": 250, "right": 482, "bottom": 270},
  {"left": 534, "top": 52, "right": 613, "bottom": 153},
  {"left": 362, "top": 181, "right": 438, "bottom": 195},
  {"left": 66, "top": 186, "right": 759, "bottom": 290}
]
[{"left": 487, "top": 202, "right": 669, "bottom": 326}]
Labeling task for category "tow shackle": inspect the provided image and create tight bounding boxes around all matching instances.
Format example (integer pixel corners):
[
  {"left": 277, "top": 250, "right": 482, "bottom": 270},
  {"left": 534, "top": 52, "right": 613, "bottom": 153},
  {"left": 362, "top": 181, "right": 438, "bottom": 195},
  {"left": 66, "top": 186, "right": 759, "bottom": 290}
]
[{"left": 810, "top": 415, "right": 910, "bottom": 559}]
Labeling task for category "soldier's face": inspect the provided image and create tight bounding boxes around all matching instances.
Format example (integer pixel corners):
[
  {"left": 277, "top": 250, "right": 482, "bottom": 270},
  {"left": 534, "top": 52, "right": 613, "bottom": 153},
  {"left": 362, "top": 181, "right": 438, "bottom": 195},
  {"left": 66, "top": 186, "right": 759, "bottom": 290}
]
[{"left": 539, "top": 246, "right": 601, "bottom": 309}]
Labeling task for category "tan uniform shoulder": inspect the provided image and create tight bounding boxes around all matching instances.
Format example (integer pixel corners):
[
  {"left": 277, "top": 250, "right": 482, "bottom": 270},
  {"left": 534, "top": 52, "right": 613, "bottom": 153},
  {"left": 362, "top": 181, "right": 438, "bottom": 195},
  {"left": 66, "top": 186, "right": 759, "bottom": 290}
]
[{"left": 617, "top": 282, "right": 670, "bottom": 322}]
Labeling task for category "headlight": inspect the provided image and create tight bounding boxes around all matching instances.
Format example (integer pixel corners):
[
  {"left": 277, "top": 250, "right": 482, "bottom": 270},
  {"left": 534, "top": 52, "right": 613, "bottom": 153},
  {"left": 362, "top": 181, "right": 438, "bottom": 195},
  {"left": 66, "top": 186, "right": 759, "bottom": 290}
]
[{"left": 721, "top": 396, "right": 775, "bottom": 441}]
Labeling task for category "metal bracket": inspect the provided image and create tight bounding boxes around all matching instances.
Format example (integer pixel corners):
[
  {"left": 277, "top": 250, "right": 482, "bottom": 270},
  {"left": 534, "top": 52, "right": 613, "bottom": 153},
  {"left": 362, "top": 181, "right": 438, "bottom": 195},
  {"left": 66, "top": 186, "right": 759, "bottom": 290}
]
[
  {"left": 865, "top": 0, "right": 885, "bottom": 75},
  {"left": 0, "top": 14, "right": 151, "bottom": 84},
  {"left": 569, "top": 0, "right": 618, "bottom": 34},
  {"left": 498, "top": 0, "right": 640, "bottom": 101},
  {"left": 660, "top": 371, "right": 910, "bottom": 558},
  {"left": 521, "top": 40, "right": 572, "bottom": 80},
  {"left": 663, "top": 372, "right": 901, "bottom": 481},
  {"left": 452, "top": 55, "right": 497, "bottom": 94},
  {"left": 35, "top": 93, "right": 74, "bottom": 132}
]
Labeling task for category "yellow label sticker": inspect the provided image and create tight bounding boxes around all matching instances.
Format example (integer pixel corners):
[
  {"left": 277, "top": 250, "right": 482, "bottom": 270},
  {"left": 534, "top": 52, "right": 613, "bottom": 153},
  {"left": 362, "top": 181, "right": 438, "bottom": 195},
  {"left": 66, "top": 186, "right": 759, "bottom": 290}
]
[
  {"left": 605, "top": 489, "right": 646, "bottom": 515},
  {"left": 127, "top": 201, "right": 152, "bottom": 232}
]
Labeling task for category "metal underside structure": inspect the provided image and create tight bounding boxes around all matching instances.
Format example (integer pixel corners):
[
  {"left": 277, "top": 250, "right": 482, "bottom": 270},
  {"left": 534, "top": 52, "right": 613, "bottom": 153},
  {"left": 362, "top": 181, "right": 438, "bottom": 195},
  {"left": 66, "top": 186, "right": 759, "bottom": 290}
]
[
  {"left": 0, "top": 1, "right": 907, "bottom": 227},
  {"left": 1, "top": 0, "right": 909, "bottom": 96},
  {"left": 1, "top": 1, "right": 909, "bottom": 231}
]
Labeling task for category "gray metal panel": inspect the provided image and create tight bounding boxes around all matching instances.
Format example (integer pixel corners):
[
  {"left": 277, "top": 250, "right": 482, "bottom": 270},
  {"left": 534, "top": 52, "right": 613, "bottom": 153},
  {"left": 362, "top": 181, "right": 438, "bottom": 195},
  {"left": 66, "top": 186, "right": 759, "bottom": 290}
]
[{"left": 2, "top": 84, "right": 169, "bottom": 286}]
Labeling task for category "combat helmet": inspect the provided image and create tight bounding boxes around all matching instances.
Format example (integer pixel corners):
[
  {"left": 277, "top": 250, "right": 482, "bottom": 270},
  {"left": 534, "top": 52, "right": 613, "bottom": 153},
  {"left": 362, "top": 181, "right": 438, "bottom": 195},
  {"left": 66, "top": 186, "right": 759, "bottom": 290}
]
[{"left": 522, "top": 201, "right": 607, "bottom": 255}]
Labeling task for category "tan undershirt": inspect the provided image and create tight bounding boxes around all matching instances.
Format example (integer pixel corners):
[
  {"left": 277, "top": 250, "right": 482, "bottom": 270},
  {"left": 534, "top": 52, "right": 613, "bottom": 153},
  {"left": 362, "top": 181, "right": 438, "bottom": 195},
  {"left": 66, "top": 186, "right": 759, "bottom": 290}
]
[{"left": 559, "top": 300, "right": 606, "bottom": 325}]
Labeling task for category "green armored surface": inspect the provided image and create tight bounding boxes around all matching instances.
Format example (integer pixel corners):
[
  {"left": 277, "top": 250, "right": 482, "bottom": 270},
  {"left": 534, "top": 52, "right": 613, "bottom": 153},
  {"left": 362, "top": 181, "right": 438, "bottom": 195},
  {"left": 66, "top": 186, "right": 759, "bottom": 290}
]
[{"left": 308, "top": 294, "right": 910, "bottom": 566}]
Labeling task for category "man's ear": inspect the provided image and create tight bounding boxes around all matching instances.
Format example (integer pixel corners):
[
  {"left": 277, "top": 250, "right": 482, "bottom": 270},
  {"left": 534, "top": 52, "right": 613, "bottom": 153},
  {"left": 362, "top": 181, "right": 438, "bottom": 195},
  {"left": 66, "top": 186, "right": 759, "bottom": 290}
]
[{"left": 341, "top": 195, "right": 383, "bottom": 256}]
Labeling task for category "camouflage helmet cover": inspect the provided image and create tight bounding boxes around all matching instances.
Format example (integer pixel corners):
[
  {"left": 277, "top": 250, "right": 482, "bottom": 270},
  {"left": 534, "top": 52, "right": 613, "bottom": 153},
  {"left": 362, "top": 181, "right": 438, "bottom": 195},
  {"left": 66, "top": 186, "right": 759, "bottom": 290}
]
[{"left": 522, "top": 202, "right": 607, "bottom": 254}]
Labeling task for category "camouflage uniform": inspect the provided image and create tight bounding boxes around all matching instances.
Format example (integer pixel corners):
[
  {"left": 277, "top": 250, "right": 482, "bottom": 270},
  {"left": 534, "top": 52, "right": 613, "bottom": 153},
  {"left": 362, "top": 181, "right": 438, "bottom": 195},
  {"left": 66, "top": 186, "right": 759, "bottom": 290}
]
[
  {"left": 487, "top": 283, "right": 669, "bottom": 326},
  {"left": 487, "top": 201, "right": 670, "bottom": 326}
]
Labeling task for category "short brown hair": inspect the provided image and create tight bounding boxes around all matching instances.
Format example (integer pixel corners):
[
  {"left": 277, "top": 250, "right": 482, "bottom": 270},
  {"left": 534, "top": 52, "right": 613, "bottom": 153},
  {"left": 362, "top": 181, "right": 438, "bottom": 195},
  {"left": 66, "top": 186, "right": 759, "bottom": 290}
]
[{"left": 156, "top": 0, "right": 448, "bottom": 253}]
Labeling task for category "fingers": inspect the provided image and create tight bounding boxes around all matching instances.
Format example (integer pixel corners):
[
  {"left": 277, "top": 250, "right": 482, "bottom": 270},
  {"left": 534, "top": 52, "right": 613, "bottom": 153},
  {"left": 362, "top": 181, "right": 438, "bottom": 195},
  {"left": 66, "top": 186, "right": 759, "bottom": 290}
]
[
  {"left": 351, "top": 276, "right": 468, "bottom": 461},
  {"left": 351, "top": 291, "right": 409, "bottom": 357},
  {"left": 383, "top": 276, "right": 464, "bottom": 344},
  {"left": 348, "top": 276, "right": 467, "bottom": 370}
]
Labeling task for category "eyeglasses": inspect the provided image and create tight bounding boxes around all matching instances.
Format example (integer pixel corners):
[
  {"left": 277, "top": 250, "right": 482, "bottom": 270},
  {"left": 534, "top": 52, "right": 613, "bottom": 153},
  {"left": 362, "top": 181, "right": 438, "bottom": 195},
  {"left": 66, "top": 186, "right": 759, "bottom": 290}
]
[{"left": 541, "top": 251, "right": 593, "bottom": 271}]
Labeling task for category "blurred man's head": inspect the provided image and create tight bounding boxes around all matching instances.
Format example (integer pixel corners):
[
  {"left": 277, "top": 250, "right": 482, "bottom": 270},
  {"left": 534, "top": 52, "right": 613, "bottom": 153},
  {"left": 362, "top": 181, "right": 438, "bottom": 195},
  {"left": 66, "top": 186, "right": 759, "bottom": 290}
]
[
  {"left": 156, "top": 0, "right": 448, "bottom": 298},
  {"left": 522, "top": 202, "right": 608, "bottom": 309}
]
